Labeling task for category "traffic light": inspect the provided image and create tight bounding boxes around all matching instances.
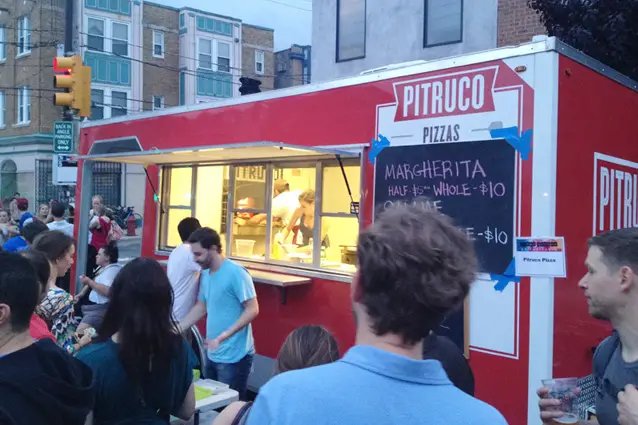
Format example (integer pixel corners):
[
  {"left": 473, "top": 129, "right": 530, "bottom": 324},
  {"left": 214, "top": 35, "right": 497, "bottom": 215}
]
[{"left": 53, "top": 55, "right": 92, "bottom": 117}]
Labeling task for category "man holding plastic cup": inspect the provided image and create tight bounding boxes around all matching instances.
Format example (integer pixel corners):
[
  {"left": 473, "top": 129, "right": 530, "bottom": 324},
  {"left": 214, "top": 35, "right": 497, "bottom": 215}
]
[{"left": 538, "top": 228, "right": 638, "bottom": 425}]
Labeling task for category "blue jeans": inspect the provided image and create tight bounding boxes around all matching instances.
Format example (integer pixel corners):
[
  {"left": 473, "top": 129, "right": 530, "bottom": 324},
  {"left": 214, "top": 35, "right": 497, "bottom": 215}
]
[{"left": 205, "top": 354, "right": 253, "bottom": 401}]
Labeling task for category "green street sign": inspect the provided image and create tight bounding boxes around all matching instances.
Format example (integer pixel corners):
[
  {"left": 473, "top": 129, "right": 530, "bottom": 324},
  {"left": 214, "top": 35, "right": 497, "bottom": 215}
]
[{"left": 53, "top": 121, "right": 74, "bottom": 154}]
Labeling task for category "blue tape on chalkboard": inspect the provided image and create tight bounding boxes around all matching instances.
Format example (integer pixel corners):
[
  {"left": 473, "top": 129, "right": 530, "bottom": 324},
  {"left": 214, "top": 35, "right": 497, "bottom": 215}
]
[
  {"left": 368, "top": 134, "right": 390, "bottom": 165},
  {"left": 490, "top": 258, "right": 520, "bottom": 292},
  {"left": 490, "top": 126, "right": 533, "bottom": 160}
]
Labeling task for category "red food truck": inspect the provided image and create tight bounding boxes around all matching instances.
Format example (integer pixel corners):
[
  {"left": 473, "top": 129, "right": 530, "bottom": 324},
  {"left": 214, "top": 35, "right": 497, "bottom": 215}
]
[{"left": 73, "top": 36, "right": 638, "bottom": 425}]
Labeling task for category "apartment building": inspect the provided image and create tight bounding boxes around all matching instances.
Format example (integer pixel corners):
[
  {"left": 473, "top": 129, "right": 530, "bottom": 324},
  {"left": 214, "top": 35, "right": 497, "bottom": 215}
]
[
  {"left": 312, "top": 0, "right": 545, "bottom": 82},
  {"left": 0, "top": 0, "right": 276, "bottom": 211},
  {"left": 0, "top": 0, "right": 72, "bottom": 207},
  {"left": 241, "top": 23, "right": 274, "bottom": 91},
  {"left": 275, "top": 44, "right": 311, "bottom": 89}
]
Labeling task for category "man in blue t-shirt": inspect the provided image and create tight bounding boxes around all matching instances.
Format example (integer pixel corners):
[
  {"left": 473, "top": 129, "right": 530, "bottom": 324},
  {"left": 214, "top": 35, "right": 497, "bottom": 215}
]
[
  {"left": 2, "top": 221, "right": 48, "bottom": 252},
  {"left": 178, "top": 227, "right": 258, "bottom": 400},
  {"left": 245, "top": 204, "right": 508, "bottom": 425}
]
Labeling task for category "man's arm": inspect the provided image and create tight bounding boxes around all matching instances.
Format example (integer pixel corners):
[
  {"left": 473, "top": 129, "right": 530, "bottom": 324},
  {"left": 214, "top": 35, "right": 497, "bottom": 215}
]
[
  {"left": 178, "top": 300, "right": 207, "bottom": 334},
  {"left": 213, "top": 298, "right": 259, "bottom": 346},
  {"left": 85, "top": 278, "right": 110, "bottom": 297}
]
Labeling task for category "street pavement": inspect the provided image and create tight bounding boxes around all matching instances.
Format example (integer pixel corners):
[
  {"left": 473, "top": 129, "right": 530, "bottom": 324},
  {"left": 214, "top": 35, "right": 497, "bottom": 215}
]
[{"left": 117, "top": 235, "right": 142, "bottom": 261}]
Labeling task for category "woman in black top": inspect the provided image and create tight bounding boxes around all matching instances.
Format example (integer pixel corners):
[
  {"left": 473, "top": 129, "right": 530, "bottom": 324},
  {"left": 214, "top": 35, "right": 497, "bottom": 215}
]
[{"left": 423, "top": 332, "right": 475, "bottom": 396}]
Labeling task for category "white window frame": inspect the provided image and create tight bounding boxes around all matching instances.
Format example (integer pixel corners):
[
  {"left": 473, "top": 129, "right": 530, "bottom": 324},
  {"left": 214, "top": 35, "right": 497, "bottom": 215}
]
[
  {"left": 197, "top": 38, "right": 213, "bottom": 70},
  {"left": 0, "top": 92, "right": 5, "bottom": 129},
  {"left": 16, "top": 86, "right": 30, "bottom": 125},
  {"left": 89, "top": 86, "right": 133, "bottom": 120},
  {"left": 0, "top": 25, "right": 6, "bottom": 62},
  {"left": 152, "top": 30, "right": 164, "bottom": 58},
  {"left": 197, "top": 37, "right": 233, "bottom": 73},
  {"left": 111, "top": 21, "right": 130, "bottom": 57},
  {"left": 84, "top": 15, "right": 130, "bottom": 57},
  {"left": 17, "top": 16, "right": 31, "bottom": 57},
  {"left": 216, "top": 40, "right": 231, "bottom": 73},
  {"left": 86, "top": 16, "right": 106, "bottom": 52},
  {"left": 255, "top": 50, "right": 264, "bottom": 75},
  {"left": 152, "top": 95, "right": 164, "bottom": 110}
]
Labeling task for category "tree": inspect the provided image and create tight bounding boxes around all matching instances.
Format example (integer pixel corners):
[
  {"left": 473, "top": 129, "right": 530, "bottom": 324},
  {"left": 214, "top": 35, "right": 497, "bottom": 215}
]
[{"left": 528, "top": 0, "right": 638, "bottom": 80}]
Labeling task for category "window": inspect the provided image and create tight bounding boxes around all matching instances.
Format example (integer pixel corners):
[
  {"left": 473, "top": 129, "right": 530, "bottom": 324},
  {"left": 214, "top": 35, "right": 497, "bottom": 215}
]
[
  {"left": 91, "top": 89, "right": 104, "bottom": 120},
  {"left": 17, "top": 16, "right": 31, "bottom": 56},
  {"left": 217, "top": 41, "right": 230, "bottom": 73},
  {"left": 158, "top": 159, "right": 361, "bottom": 275},
  {"left": 89, "top": 88, "right": 130, "bottom": 120},
  {"left": 255, "top": 50, "right": 264, "bottom": 75},
  {"left": 424, "top": 0, "right": 463, "bottom": 47},
  {"left": 0, "top": 25, "right": 6, "bottom": 61},
  {"left": 0, "top": 92, "right": 4, "bottom": 128},
  {"left": 153, "top": 30, "right": 164, "bottom": 58},
  {"left": 198, "top": 39, "right": 212, "bottom": 69},
  {"left": 86, "top": 16, "right": 129, "bottom": 56},
  {"left": 336, "top": 0, "right": 365, "bottom": 62},
  {"left": 16, "top": 87, "right": 30, "bottom": 124},
  {"left": 152, "top": 95, "right": 164, "bottom": 110},
  {"left": 111, "top": 91, "right": 127, "bottom": 117},
  {"left": 198, "top": 38, "right": 232, "bottom": 73},
  {"left": 111, "top": 22, "right": 129, "bottom": 56},
  {"left": 87, "top": 17, "right": 105, "bottom": 51},
  {"left": 160, "top": 166, "right": 229, "bottom": 248}
]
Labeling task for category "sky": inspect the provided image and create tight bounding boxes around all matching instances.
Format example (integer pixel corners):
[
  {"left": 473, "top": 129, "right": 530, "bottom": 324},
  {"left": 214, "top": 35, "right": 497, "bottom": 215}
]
[{"left": 150, "top": 0, "right": 313, "bottom": 51}]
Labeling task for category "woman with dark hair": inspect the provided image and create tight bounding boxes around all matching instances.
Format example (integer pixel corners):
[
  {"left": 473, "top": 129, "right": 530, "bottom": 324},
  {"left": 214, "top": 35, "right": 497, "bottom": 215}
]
[
  {"left": 213, "top": 325, "right": 339, "bottom": 425},
  {"left": 33, "top": 230, "right": 90, "bottom": 354},
  {"left": 76, "top": 257, "right": 196, "bottom": 424},
  {"left": 76, "top": 241, "right": 121, "bottom": 333},
  {"left": 21, "top": 250, "right": 56, "bottom": 342}
]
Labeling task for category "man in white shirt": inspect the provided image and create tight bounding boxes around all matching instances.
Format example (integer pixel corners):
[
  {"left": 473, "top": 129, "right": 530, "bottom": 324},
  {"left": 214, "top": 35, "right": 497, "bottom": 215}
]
[
  {"left": 168, "top": 217, "right": 202, "bottom": 323},
  {"left": 249, "top": 179, "right": 300, "bottom": 227},
  {"left": 46, "top": 202, "right": 74, "bottom": 237}
]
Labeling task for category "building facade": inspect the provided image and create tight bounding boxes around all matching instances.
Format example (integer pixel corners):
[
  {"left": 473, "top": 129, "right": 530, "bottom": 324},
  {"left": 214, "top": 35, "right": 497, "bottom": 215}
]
[
  {"left": 241, "top": 23, "right": 275, "bottom": 91},
  {"left": 275, "top": 44, "right": 311, "bottom": 89},
  {"left": 311, "top": 0, "right": 544, "bottom": 82},
  {"left": 0, "top": 0, "right": 276, "bottom": 214}
]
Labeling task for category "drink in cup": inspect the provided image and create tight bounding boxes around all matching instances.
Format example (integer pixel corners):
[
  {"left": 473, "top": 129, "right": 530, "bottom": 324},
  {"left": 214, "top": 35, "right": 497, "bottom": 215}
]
[{"left": 542, "top": 378, "right": 579, "bottom": 424}]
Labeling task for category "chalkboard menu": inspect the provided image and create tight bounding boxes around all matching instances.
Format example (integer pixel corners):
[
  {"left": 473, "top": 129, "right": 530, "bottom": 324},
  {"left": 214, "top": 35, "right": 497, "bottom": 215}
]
[{"left": 373, "top": 139, "right": 516, "bottom": 350}]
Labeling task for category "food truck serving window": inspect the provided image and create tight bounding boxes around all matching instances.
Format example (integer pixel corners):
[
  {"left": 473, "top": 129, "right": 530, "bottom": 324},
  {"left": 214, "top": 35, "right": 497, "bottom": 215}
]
[{"left": 158, "top": 158, "right": 361, "bottom": 275}]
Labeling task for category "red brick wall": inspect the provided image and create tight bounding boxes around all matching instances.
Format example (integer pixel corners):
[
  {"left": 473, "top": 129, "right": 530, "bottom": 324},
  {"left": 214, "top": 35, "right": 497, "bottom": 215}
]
[{"left": 498, "top": 0, "right": 547, "bottom": 47}]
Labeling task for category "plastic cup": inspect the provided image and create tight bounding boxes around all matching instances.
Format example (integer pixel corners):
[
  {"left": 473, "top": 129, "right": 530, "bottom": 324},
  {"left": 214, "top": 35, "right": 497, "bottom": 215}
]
[{"left": 542, "top": 378, "right": 579, "bottom": 424}]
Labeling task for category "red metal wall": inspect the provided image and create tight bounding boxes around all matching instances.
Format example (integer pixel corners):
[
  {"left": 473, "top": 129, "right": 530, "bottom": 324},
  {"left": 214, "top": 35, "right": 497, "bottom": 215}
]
[{"left": 554, "top": 56, "right": 638, "bottom": 377}]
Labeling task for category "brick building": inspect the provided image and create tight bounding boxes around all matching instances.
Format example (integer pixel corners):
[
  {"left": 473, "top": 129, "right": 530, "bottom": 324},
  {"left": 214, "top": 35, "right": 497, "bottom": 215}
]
[
  {"left": 142, "top": 2, "right": 180, "bottom": 110},
  {"left": 275, "top": 44, "right": 311, "bottom": 89},
  {"left": 497, "top": 0, "right": 546, "bottom": 47},
  {"left": 241, "top": 24, "right": 275, "bottom": 91},
  {"left": 0, "top": 0, "right": 277, "bottom": 212}
]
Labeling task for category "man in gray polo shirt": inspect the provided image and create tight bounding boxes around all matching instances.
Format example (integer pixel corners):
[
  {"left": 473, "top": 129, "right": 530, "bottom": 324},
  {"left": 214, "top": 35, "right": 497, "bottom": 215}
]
[{"left": 538, "top": 228, "right": 638, "bottom": 425}]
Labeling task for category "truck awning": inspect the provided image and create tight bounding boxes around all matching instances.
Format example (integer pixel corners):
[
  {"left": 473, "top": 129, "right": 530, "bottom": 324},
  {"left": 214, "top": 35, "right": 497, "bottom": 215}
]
[{"left": 76, "top": 139, "right": 362, "bottom": 166}]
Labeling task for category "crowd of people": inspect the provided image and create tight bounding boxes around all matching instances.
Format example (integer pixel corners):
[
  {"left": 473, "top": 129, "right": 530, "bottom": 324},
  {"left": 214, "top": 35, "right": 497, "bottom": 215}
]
[{"left": 1, "top": 200, "right": 638, "bottom": 424}]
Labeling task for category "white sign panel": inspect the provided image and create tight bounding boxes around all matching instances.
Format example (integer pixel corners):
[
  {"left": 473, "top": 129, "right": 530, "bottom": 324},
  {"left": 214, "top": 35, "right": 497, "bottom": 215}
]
[
  {"left": 53, "top": 154, "right": 78, "bottom": 185},
  {"left": 514, "top": 237, "right": 566, "bottom": 278}
]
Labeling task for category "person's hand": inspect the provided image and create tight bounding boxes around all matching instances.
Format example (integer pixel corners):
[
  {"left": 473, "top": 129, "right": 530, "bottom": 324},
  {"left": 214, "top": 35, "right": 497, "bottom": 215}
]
[
  {"left": 79, "top": 275, "right": 91, "bottom": 287},
  {"left": 619, "top": 385, "right": 638, "bottom": 425},
  {"left": 207, "top": 337, "right": 222, "bottom": 351},
  {"left": 207, "top": 332, "right": 229, "bottom": 351},
  {"left": 78, "top": 332, "right": 92, "bottom": 347},
  {"left": 537, "top": 386, "right": 572, "bottom": 423}
]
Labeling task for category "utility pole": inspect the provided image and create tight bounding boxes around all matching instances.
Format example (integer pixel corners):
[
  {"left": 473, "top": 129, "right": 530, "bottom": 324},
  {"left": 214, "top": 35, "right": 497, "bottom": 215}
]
[{"left": 61, "top": 0, "right": 90, "bottom": 289}]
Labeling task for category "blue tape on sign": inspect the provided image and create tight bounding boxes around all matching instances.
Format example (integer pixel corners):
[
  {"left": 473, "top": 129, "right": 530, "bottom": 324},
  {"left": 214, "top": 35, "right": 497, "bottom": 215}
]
[
  {"left": 490, "top": 258, "right": 520, "bottom": 292},
  {"left": 490, "top": 126, "right": 533, "bottom": 160},
  {"left": 368, "top": 134, "right": 390, "bottom": 165}
]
